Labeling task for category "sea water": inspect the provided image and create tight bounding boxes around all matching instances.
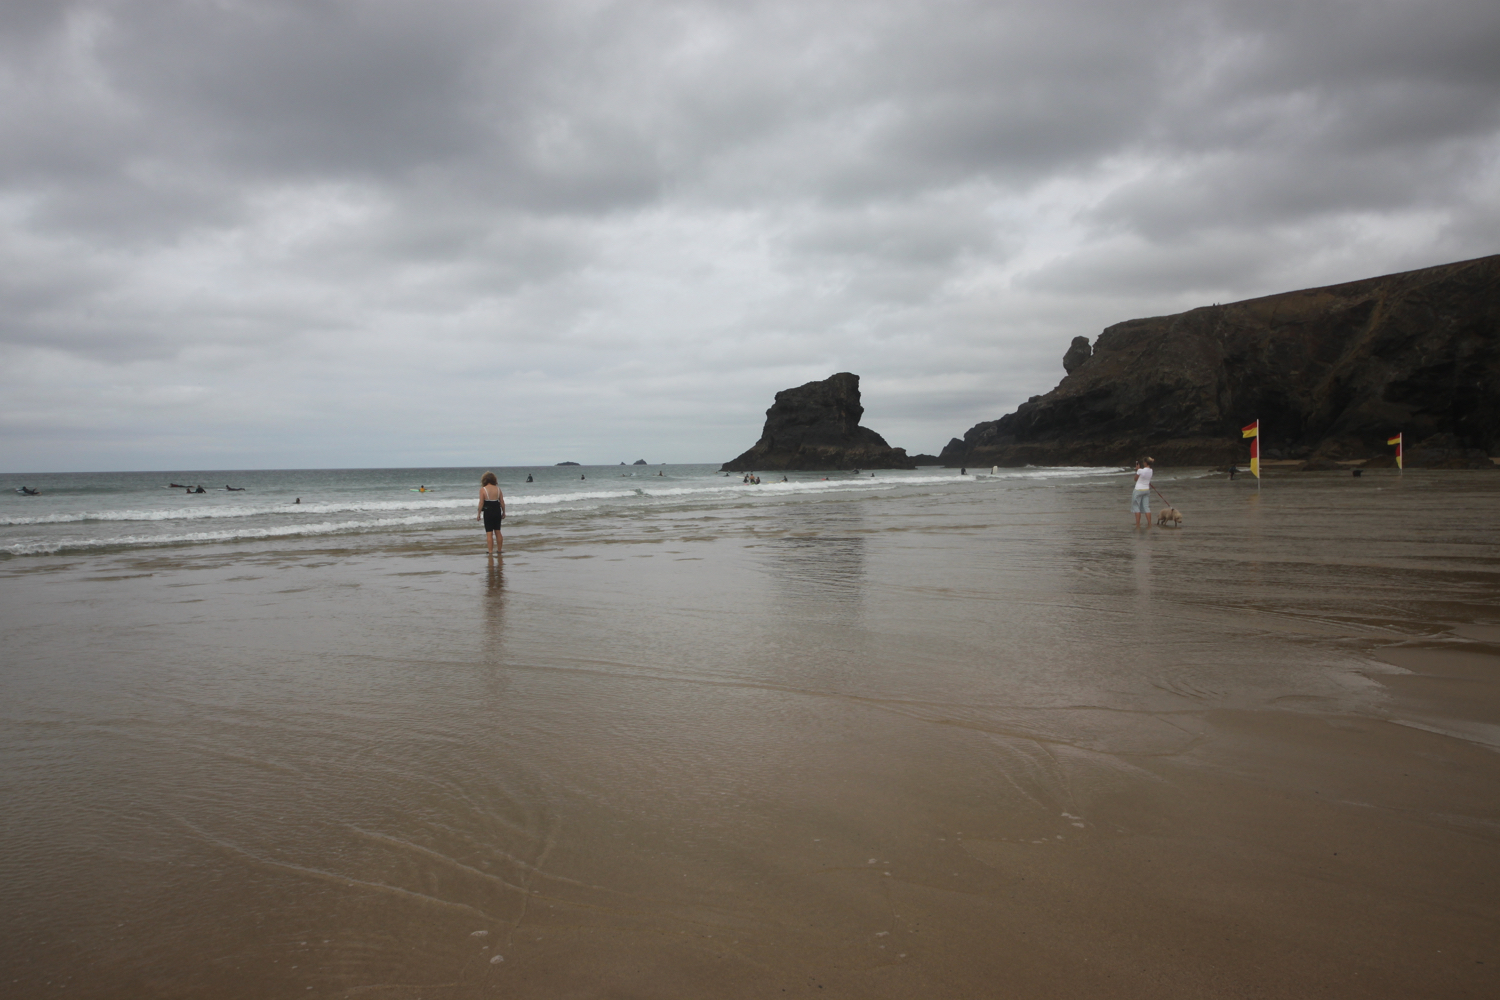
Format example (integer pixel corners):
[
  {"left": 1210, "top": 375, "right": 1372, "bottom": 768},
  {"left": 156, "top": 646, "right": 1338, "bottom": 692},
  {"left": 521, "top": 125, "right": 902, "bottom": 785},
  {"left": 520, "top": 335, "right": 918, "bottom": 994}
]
[{"left": 0, "top": 464, "right": 1123, "bottom": 557}]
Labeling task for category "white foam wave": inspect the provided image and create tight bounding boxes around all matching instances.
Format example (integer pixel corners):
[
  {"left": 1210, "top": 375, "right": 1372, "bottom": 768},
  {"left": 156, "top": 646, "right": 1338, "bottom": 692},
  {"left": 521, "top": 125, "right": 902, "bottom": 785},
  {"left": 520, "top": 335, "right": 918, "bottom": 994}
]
[
  {"left": 0, "top": 476, "right": 973, "bottom": 526},
  {"left": 0, "top": 512, "right": 473, "bottom": 556}
]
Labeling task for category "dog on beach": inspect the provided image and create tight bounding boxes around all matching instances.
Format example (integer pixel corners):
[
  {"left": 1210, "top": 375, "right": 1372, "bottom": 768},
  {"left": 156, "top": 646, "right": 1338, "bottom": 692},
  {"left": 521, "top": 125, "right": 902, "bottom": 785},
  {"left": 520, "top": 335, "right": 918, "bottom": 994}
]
[{"left": 1156, "top": 507, "right": 1183, "bottom": 527}]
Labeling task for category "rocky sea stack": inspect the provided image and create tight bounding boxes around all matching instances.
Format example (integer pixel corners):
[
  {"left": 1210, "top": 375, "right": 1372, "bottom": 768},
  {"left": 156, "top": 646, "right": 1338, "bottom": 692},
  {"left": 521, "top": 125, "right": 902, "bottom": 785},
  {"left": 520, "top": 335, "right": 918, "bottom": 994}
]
[
  {"left": 721, "top": 373, "right": 916, "bottom": 472},
  {"left": 940, "top": 255, "right": 1500, "bottom": 468}
]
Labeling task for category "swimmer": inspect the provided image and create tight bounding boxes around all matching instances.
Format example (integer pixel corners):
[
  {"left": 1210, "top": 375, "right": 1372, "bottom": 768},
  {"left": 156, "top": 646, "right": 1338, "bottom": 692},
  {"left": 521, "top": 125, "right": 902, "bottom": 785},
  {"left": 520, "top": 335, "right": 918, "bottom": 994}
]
[{"left": 526, "top": 474, "right": 534, "bottom": 483}]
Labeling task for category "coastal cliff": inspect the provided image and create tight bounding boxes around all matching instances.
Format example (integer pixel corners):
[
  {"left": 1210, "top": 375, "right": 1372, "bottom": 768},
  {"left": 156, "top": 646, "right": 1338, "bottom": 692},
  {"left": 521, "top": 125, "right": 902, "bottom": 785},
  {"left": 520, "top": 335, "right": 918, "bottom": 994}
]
[
  {"left": 940, "top": 255, "right": 1500, "bottom": 468},
  {"left": 721, "top": 373, "right": 916, "bottom": 471}
]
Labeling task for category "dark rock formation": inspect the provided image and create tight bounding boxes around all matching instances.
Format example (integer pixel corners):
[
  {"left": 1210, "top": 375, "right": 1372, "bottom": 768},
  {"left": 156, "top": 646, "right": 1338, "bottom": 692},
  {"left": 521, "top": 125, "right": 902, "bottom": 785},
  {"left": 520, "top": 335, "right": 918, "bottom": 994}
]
[
  {"left": 908, "top": 454, "right": 942, "bottom": 464},
  {"left": 555, "top": 461, "right": 580, "bottom": 466},
  {"left": 1062, "top": 336, "right": 1091, "bottom": 375},
  {"left": 940, "top": 255, "right": 1500, "bottom": 468},
  {"left": 632, "top": 459, "right": 648, "bottom": 465},
  {"left": 721, "top": 372, "right": 916, "bottom": 471}
]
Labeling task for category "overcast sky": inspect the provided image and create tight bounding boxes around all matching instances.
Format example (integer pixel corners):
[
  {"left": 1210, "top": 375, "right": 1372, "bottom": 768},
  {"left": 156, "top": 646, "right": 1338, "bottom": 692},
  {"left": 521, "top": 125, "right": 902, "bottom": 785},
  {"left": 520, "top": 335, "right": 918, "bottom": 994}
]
[{"left": 3, "top": 0, "right": 1497, "bottom": 471}]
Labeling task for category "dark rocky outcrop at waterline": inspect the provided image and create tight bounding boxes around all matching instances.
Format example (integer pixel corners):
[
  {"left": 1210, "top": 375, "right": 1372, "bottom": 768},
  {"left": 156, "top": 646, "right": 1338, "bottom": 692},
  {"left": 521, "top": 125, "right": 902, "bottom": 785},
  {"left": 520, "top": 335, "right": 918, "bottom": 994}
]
[
  {"left": 721, "top": 373, "right": 916, "bottom": 471},
  {"left": 939, "top": 254, "right": 1500, "bottom": 468}
]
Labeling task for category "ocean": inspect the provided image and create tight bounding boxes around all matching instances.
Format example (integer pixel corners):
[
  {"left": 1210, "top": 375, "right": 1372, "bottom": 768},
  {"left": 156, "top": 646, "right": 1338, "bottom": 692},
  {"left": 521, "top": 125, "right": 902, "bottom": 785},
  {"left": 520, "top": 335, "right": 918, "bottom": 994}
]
[{"left": 0, "top": 463, "right": 1120, "bottom": 558}]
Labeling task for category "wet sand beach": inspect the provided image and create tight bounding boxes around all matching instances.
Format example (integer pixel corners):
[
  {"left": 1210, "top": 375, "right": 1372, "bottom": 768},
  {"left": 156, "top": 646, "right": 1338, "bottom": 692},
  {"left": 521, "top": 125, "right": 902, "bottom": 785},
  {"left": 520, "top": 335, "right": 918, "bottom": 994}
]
[{"left": 2, "top": 469, "right": 1498, "bottom": 998}]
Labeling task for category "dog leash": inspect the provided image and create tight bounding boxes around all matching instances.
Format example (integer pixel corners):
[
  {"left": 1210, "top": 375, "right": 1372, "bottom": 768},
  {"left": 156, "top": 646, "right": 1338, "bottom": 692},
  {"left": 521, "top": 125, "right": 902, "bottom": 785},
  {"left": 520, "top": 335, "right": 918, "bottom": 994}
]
[{"left": 1151, "top": 484, "right": 1175, "bottom": 509}]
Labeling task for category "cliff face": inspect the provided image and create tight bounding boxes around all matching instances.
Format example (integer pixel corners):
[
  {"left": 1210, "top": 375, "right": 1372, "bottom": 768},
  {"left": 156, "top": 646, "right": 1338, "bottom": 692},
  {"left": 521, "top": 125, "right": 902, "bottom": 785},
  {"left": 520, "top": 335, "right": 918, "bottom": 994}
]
[
  {"left": 940, "top": 255, "right": 1500, "bottom": 468},
  {"left": 721, "top": 372, "right": 916, "bottom": 471}
]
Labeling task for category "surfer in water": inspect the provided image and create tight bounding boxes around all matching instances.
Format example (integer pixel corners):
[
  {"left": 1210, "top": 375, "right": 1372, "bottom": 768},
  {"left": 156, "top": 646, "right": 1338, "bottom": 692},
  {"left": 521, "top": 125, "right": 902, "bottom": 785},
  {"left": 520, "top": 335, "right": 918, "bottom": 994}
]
[
  {"left": 477, "top": 471, "right": 506, "bottom": 555},
  {"left": 225, "top": 485, "right": 245, "bottom": 491}
]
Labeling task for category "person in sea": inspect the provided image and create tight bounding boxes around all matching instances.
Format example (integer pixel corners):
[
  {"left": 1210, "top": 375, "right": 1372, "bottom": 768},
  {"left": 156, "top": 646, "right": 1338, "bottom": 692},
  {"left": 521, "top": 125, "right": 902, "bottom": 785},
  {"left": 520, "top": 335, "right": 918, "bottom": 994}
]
[
  {"left": 1132, "top": 457, "right": 1154, "bottom": 527},
  {"left": 477, "top": 472, "right": 506, "bottom": 555}
]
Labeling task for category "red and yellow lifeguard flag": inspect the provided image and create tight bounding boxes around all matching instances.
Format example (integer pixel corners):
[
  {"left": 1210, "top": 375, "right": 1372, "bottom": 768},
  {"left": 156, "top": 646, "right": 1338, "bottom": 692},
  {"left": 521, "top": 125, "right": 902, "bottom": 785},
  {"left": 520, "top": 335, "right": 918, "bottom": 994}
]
[
  {"left": 1388, "top": 432, "right": 1402, "bottom": 469},
  {"left": 1242, "top": 419, "right": 1260, "bottom": 478}
]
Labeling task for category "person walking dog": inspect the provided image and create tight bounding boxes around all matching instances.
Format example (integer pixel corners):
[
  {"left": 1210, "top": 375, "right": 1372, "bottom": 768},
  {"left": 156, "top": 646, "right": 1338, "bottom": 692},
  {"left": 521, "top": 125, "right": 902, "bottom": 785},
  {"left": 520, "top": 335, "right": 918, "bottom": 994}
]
[{"left": 1132, "top": 458, "right": 1155, "bottom": 528}]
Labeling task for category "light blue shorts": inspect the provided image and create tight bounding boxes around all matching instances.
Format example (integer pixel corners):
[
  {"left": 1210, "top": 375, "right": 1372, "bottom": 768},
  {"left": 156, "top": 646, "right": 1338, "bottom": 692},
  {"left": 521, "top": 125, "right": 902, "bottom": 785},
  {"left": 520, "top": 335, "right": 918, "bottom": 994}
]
[{"left": 1131, "top": 490, "right": 1150, "bottom": 514}]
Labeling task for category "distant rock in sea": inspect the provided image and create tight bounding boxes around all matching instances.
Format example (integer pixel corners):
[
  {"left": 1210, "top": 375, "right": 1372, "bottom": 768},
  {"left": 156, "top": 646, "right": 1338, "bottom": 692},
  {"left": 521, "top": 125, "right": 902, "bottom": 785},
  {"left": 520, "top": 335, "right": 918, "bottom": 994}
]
[
  {"left": 556, "top": 461, "right": 581, "bottom": 466},
  {"left": 908, "top": 454, "right": 941, "bottom": 465},
  {"left": 721, "top": 372, "right": 916, "bottom": 472},
  {"left": 632, "top": 459, "right": 648, "bottom": 465},
  {"left": 939, "top": 255, "right": 1500, "bottom": 468}
]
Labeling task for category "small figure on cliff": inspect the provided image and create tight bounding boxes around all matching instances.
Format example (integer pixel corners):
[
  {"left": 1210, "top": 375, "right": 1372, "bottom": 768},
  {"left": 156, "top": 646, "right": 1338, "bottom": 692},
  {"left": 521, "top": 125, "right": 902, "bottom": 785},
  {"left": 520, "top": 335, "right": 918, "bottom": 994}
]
[{"left": 1132, "top": 459, "right": 1154, "bottom": 528}]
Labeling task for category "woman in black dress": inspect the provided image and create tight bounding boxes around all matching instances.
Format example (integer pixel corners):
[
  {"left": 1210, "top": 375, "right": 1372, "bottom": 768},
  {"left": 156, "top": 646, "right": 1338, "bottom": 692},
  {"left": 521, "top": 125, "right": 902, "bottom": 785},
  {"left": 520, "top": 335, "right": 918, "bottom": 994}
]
[{"left": 477, "top": 472, "right": 506, "bottom": 554}]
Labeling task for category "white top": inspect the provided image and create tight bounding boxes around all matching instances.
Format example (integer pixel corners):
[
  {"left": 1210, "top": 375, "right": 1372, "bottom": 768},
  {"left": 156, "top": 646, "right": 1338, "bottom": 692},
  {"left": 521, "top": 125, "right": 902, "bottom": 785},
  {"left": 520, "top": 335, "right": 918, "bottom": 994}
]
[{"left": 1134, "top": 467, "right": 1153, "bottom": 491}]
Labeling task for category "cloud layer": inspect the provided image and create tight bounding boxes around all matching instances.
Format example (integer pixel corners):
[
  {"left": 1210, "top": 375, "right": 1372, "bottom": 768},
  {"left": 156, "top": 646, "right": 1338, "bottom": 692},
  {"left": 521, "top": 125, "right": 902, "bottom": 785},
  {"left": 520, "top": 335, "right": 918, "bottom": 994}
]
[{"left": 4, "top": 0, "right": 1498, "bottom": 470}]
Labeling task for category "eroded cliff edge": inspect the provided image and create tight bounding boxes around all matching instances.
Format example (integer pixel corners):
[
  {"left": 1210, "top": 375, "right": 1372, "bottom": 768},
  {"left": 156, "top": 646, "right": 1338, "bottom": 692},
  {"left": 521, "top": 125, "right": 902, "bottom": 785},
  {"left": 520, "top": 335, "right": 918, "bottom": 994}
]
[
  {"left": 721, "top": 372, "right": 915, "bottom": 471},
  {"left": 940, "top": 255, "right": 1500, "bottom": 468}
]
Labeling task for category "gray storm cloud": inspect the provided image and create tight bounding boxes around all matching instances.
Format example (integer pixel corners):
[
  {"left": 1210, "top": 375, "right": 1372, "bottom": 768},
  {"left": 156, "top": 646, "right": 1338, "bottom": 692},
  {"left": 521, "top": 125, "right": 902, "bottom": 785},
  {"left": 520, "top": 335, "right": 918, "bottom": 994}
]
[{"left": 2, "top": 0, "right": 1497, "bottom": 470}]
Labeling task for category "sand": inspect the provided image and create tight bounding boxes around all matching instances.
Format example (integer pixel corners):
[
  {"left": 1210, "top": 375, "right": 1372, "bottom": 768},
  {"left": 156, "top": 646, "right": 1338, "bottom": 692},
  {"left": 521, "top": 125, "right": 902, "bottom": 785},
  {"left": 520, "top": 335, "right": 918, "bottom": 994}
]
[{"left": 1, "top": 469, "right": 1497, "bottom": 998}]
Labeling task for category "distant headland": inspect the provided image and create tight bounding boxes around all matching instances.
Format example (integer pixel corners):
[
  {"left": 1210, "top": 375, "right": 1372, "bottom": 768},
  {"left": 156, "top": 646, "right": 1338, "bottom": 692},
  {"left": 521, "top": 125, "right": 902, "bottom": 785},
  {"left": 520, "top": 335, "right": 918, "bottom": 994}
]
[{"left": 939, "top": 254, "right": 1500, "bottom": 469}]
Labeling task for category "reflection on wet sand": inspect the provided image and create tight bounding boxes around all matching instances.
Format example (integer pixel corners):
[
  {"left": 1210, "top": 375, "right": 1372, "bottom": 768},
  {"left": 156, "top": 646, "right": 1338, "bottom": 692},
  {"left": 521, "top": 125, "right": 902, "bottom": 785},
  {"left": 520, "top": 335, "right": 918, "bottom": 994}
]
[
  {"left": 2, "top": 471, "right": 1498, "bottom": 998},
  {"left": 762, "top": 506, "right": 867, "bottom": 622}
]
